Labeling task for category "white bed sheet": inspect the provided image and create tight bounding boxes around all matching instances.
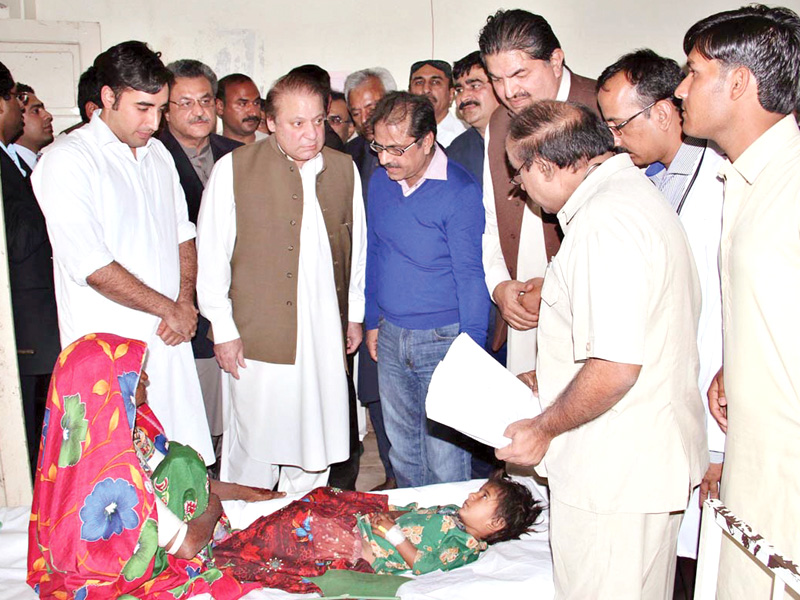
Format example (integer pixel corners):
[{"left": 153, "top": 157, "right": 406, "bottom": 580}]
[{"left": 0, "top": 479, "right": 553, "bottom": 600}]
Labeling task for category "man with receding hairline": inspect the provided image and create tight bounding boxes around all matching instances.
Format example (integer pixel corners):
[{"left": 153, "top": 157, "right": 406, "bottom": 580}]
[
  {"left": 197, "top": 72, "right": 366, "bottom": 492},
  {"left": 499, "top": 100, "right": 706, "bottom": 599},
  {"left": 408, "top": 59, "right": 465, "bottom": 147},
  {"left": 216, "top": 73, "right": 266, "bottom": 144}
]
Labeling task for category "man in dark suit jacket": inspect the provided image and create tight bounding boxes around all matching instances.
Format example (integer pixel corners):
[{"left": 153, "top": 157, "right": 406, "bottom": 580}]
[
  {"left": 159, "top": 59, "right": 241, "bottom": 467},
  {"left": 0, "top": 62, "right": 60, "bottom": 472},
  {"left": 478, "top": 10, "right": 599, "bottom": 374}
]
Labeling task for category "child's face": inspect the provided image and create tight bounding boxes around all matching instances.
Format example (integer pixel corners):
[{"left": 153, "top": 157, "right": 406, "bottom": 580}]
[{"left": 458, "top": 482, "right": 503, "bottom": 539}]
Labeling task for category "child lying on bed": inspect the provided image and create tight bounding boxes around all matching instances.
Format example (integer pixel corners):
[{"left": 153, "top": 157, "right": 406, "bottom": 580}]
[{"left": 213, "top": 476, "right": 543, "bottom": 594}]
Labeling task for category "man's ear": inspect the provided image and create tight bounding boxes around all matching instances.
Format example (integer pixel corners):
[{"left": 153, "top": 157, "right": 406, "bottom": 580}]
[
  {"left": 538, "top": 159, "right": 555, "bottom": 181},
  {"left": 728, "top": 66, "right": 751, "bottom": 102},
  {"left": 266, "top": 115, "right": 277, "bottom": 134},
  {"left": 215, "top": 98, "right": 225, "bottom": 117},
  {"left": 549, "top": 48, "right": 565, "bottom": 79},
  {"left": 422, "top": 130, "right": 436, "bottom": 154},
  {"left": 100, "top": 85, "right": 117, "bottom": 110},
  {"left": 654, "top": 99, "right": 676, "bottom": 131}
]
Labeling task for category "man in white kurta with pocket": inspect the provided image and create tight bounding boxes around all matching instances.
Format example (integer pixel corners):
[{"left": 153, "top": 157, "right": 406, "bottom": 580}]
[
  {"left": 197, "top": 72, "right": 366, "bottom": 493},
  {"left": 33, "top": 41, "right": 214, "bottom": 464}
]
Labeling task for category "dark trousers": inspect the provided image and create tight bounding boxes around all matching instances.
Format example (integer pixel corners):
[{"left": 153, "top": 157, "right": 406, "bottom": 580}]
[
  {"left": 328, "top": 355, "right": 361, "bottom": 490},
  {"left": 21, "top": 373, "right": 50, "bottom": 476}
]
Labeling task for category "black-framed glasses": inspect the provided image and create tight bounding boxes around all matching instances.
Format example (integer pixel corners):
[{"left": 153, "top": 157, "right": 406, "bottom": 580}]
[
  {"left": 369, "top": 138, "right": 420, "bottom": 157},
  {"left": 509, "top": 164, "right": 525, "bottom": 186},
  {"left": 605, "top": 99, "right": 658, "bottom": 135}
]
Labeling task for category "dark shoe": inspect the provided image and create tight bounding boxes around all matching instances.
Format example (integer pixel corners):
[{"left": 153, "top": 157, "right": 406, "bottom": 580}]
[{"left": 371, "top": 478, "right": 397, "bottom": 492}]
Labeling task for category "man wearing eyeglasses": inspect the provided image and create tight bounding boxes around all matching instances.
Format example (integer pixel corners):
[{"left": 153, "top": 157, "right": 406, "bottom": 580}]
[
  {"left": 597, "top": 50, "right": 726, "bottom": 584},
  {"left": 0, "top": 61, "right": 60, "bottom": 471},
  {"left": 328, "top": 91, "right": 353, "bottom": 145},
  {"left": 158, "top": 59, "right": 242, "bottom": 466},
  {"left": 478, "top": 9, "right": 598, "bottom": 379},
  {"left": 446, "top": 51, "right": 500, "bottom": 188},
  {"left": 215, "top": 73, "right": 266, "bottom": 145},
  {"left": 364, "top": 91, "right": 489, "bottom": 487}
]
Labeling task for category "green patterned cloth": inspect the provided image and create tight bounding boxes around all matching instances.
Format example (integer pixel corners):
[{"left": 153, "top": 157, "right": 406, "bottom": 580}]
[{"left": 357, "top": 504, "right": 487, "bottom": 575}]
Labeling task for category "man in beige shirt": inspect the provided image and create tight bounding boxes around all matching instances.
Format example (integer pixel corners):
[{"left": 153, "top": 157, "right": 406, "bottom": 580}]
[
  {"left": 676, "top": 6, "right": 800, "bottom": 598},
  {"left": 497, "top": 101, "right": 708, "bottom": 599}
]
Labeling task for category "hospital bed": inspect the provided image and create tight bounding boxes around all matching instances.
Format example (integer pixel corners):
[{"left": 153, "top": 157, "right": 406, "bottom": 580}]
[{"left": 0, "top": 478, "right": 554, "bottom": 600}]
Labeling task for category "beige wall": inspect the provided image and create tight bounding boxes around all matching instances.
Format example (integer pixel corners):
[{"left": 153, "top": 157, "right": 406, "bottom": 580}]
[{"left": 35, "top": 0, "right": 800, "bottom": 94}]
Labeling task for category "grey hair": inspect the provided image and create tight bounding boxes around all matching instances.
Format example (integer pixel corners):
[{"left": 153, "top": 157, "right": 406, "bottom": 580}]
[
  {"left": 166, "top": 59, "right": 218, "bottom": 96},
  {"left": 344, "top": 67, "right": 397, "bottom": 104}
]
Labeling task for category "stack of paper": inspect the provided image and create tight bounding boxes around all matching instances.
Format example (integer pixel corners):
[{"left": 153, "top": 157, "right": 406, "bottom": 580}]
[{"left": 426, "top": 333, "right": 541, "bottom": 449}]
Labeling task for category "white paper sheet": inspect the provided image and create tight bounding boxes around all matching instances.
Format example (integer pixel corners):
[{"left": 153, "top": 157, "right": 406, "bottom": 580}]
[{"left": 426, "top": 333, "right": 541, "bottom": 448}]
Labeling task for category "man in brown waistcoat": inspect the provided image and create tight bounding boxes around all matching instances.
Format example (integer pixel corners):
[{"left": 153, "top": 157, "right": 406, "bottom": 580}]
[
  {"left": 196, "top": 72, "right": 367, "bottom": 492},
  {"left": 478, "top": 9, "right": 598, "bottom": 376}
]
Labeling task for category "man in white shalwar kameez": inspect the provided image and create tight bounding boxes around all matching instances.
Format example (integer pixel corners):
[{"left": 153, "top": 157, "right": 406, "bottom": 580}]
[
  {"left": 197, "top": 73, "right": 366, "bottom": 493},
  {"left": 33, "top": 41, "right": 214, "bottom": 464}
]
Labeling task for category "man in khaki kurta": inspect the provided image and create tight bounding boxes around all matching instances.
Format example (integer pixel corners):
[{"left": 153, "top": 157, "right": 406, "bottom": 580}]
[
  {"left": 498, "top": 101, "right": 708, "bottom": 599},
  {"left": 676, "top": 6, "right": 800, "bottom": 597}
]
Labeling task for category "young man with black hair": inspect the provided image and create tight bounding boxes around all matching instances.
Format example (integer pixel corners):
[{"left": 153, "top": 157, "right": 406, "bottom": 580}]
[
  {"left": 676, "top": 6, "right": 800, "bottom": 598},
  {"left": 10, "top": 83, "right": 53, "bottom": 169},
  {"left": 33, "top": 41, "right": 215, "bottom": 466}
]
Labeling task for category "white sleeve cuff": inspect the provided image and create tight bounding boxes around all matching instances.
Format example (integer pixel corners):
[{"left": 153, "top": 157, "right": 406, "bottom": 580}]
[
  {"left": 155, "top": 495, "right": 187, "bottom": 552},
  {"left": 208, "top": 318, "right": 241, "bottom": 345},
  {"left": 75, "top": 250, "right": 115, "bottom": 286}
]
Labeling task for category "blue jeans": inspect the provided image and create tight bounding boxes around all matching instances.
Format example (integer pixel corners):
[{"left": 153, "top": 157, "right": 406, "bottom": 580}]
[{"left": 377, "top": 319, "right": 472, "bottom": 488}]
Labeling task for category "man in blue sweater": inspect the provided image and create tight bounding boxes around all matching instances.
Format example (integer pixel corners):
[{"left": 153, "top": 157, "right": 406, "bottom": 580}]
[{"left": 364, "top": 92, "right": 490, "bottom": 487}]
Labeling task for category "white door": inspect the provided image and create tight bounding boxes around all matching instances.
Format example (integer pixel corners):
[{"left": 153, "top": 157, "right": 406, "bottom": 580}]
[
  {"left": 0, "top": 18, "right": 101, "bottom": 134},
  {"left": 0, "top": 18, "right": 101, "bottom": 506}
]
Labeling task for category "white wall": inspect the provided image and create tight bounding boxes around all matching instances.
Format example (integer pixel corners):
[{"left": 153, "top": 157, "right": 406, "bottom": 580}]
[{"left": 35, "top": 0, "right": 800, "bottom": 95}]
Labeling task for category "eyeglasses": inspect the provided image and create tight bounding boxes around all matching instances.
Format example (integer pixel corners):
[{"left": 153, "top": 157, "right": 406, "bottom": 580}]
[
  {"left": 509, "top": 164, "right": 525, "bottom": 186},
  {"left": 328, "top": 115, "right": 353, "bottom": 126},
  {"left": 15, "top": 91, "right": 29, "bottom": 106},
  {"left": 605, "top": 100, "right": 658, "bottom": 135},
  {"left": 169, "top": 97, "right": 215, "bottom": 111},
  {"left": 369, "top": 138, "right": 420, "bottom": 157}
]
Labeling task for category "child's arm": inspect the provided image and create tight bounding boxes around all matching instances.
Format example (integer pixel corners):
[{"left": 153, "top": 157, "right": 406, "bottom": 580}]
[{"left": 371, "top": 513, "right": 420, "bottom": 568}]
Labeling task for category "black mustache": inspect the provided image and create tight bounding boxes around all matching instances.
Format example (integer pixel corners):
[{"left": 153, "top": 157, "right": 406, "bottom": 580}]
[
  {"left": 242, "top": 116, "right": 261, "bottom": 123},
  {"left": 459, "top": 100, "right": 480, "bottom": 110}
]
